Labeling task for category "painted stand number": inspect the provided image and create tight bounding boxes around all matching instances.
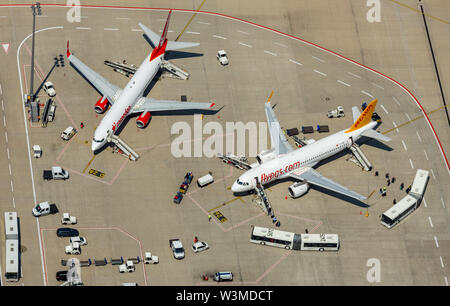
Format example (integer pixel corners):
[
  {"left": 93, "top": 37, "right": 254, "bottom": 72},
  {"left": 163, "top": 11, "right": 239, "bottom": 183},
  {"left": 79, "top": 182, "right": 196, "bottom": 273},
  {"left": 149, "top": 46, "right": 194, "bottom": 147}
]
[{"left": 89, "top": 169, "right": 105, "bottom": 178}]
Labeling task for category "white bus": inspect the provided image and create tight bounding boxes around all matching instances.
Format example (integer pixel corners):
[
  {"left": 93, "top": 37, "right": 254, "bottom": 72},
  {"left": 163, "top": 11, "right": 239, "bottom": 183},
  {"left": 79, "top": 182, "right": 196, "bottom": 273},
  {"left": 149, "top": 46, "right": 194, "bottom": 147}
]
[
  {"left": 4, "top": 212, "right": 20, "bottom": 282},
  {"left": 381, "top": 195, "right": 419, "bottom": 229},
  {"left": 250, "top": 226, "right": 339, "bottom": 251}
]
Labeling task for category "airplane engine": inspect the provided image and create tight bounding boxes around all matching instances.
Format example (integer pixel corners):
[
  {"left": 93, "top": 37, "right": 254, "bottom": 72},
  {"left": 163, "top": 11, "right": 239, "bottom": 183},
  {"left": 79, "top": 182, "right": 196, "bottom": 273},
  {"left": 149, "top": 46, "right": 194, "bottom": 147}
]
[
  {"left": 95, "top": 96, "right": 109, "bottom": 114},
  {"left": 288, "top": 182, "right": 309, "bottom": 198},
  {"left": 136, "top": 111, "right": 151, "bottom": 128},
  {"left": 256, "top": 148, "right": 277, "bottom": 164}
]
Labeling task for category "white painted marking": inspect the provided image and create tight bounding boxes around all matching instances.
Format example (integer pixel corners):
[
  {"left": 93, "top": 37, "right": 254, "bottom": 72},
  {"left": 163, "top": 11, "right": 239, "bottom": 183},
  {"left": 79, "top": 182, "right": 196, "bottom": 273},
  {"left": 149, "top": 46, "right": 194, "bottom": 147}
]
[
  {"left": 213, "top": 35, "right": 226, "bottom": 40},
  {"left": 1, "top": 100, "right": 3, "bottom": 111},
  {"left": 264, "top": 50, "right": 277, "bottom": 56},
  {"left": 361, "top": 90, "right": 375, "bottom": 99},
  {"left": 405, "top": 113, "right": 412, "bottom": 121},
  {"left": 198, "top": 21, "right": 210, "bottom": 25},
  {"left": 424, "top": 150, "right": 429, "bottom": 160},
  {"left": 402, "top": 140, "right": 407, "bottom": 151},
  {"left": 423, "top": 197, "right": 428, "bottom": 208},
  {"left": 371, "top": 82, "right": 384, "bottom": 90},
  {"left": 416, "top": 131, "right": 422, "bottom": 142},
  {"left": 12, "top": 197, "right": 15, "bottom": 208},
  {"left": 37, "top": 15, "right": 48, "bottom": 18},
  {"left": 237, "top": 30, "right": 249, "bottom": 35},
  {"left": 8, "top": 163, "right": 12, "bottom": 175},
  {"left": 3, "top": 115, "right": 5, "bottom": 127},
  {"left": 116, "top": 17, "right": 129, "bottom": 20},
  {"left": 159, "top": 30, "right": 173, "bottom": 33},
  {"left": 186, "top": 31, "right": 200, "bottom": 35},
  {"left": 428, "top": 216, "right": 434, "bottom": 228},
  {"left": 440, "top": 256, "right": 444, "bottom": 268},
  {"left": 131, "top": 29, "right": 143, "bottom": 32},
  {"left": 380, "top": 104, "right": 389, "bottom": 114},
  {"left": 430, "top": 168, "right": 436, "bottom": 180},
  {"left": 239, "top": 42, "right": 252, "bottom": 48},
  {"left": 4, "top": 131, "right": 7, "bottom": 143},
  {"left": 289, "top": 59, "right": 302, "bottom": 66},
  {"left": 7, "top": 148, "right": 10, "bottom": 160},
  {"left": 312, "top": 56, "right": 324, "bottom": 63},
  {"left": 0, "top": 83, "right": 2, "bottom": 95},
  {"left": 393, "top": 121, "right": 399, "bottom": 133},
  {"left": 445, "top": 277, "right": 448, "bottom": 286},
  {"left": 275, "top": 42, "right": 287, "bottom": 48},
  {"left": 441, "top": 197, "right": 446, "bottom": 208},
  {"left": 313, "top": 69, "right": 327, "bottom": 77},
  {"left": 76, "top": 27, "right": 91, "bottom": 30},
  {"left": 434, "top": 236, "right": 439, "bottom": 248},
  {"left": 0, "top": 16, "right": 8, "bottom": 18},
  {"left": 409, "top": 158, "right": 414, "bottom": 169},
  {"left": 393, "top": 96, "right": 401, "bottom": 106},
  {"left": 10, "top": 181, "right": 13, "bottom": 193},
  {"left": 104, "top": 28, "right": 119, "bottom": 31},
  {"left": 337, "top": 80, "right": 351, "bottom": 87},
  {"left": 348, "top": 72, "right": 361, "bottom": 79}
]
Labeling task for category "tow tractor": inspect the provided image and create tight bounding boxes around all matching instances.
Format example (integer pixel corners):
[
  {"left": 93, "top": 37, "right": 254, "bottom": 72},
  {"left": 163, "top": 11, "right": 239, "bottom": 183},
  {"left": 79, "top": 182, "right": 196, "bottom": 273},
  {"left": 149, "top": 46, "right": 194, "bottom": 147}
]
[
  {"left": 65, "top": 242, "right": 81, "bottom": 255},
  {"left": 119, "top": 260, "right": 135, "bottom": 273},
  {"left": 61, "top": 213, "right": 77, "bottom": 225},
  {"left": 327, "top": 106, "right": 345, "bottom": 118},
  {"left": 144, "top": 252, "right": 159, "bottom": 264}
]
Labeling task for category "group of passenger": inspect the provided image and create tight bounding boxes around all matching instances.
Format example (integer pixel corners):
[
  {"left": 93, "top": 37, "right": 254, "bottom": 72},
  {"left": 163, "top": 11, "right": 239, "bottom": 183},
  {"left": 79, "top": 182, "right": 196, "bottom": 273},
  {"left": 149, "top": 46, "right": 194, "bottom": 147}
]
[{"left": 375, "top": 170, "right": 411, "bottom": 205}]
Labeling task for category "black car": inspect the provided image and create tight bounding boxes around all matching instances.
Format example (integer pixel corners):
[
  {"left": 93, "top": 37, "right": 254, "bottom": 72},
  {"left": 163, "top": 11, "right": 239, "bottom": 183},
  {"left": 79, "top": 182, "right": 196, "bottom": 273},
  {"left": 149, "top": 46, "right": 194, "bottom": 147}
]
[
  {"left": 56, "top": 271, "right": 68, "bottom": 282},
  {"left": 56, "top": 228, "right": 79, "bottom": 237}
]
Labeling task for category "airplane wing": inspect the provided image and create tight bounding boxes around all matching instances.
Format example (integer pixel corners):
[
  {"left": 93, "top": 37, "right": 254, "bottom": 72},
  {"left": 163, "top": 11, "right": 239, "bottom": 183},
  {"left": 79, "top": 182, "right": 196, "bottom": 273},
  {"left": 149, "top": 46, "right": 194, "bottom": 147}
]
[
  {"left": 131, "top": 98, "right": 215, "bottom": 113},
  {"left": 289, "top": 168, "right": 367, "bottom": 201},
  {"left": 67, "top": 42, "right": 121, "bottom": 103},
  {"left": 265, "top": 94, "right": 294, "bottom": 155}
]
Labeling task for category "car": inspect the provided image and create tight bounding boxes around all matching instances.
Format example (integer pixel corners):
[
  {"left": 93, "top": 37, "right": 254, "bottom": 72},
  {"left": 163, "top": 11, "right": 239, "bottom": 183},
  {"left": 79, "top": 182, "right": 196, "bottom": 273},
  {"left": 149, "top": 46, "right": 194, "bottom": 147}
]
[
  {"left": 70, "top": 236, "right": 87, "bottom": 246},
  {"left": 217, "top": 50, "right": 229, "bottom": 65},
  {"left": 56, "top": 228, "right": 79, "bottom": 238},
  {"left": 43, "top": 81, "right": 56, "bottom": 97},
  {"left": 61, "top": 126, "right": 77, "bottom": 140},
  {"left": 192, "top": 241, "right": 209, "bottom": 253},
  {"left": 56, "top": 270, "right": 68, "bottom": 282}
]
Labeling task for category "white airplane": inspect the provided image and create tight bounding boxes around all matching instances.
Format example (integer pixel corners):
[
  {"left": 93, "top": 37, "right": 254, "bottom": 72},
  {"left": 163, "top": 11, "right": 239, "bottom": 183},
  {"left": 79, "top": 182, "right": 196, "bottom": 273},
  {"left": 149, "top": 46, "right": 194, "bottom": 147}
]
[
  {"left": 231, "top": 94, "right": 391, "bottom": 202},
  {"left": 66, "top": 10, "right": 216, "bottom": 152}
]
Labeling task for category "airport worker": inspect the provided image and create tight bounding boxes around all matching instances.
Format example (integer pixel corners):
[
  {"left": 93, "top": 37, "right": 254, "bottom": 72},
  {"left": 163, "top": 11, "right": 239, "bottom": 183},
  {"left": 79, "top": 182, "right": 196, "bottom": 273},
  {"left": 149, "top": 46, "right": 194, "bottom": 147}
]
[
  {"left": 275, "top": 221, "right": 280, "bottom": 227},
  {"left": 393, "top": 199, "right": 396, "bottom": 205},
  {"left": 208, "top": 214, "right": 212, "bottom": 222},
  {"left": 305, "top": 229, "right": 309, "bottom": 234},
  {"left": 400, "top": 183, "right": 404, "bottom": 190},
  {"left": 375, "top": 171, "right": 379, "bottom": 176},
  {"left": 392, "top": 177, "right": 396, "bottom": 183},
  {"left": 379, "top": 188, "right": 382, "bottom": 194},
  {"left": 80, "top": 122, "right": 84, "bottom": 128},
  {"left": 385, "top": 173, "right": 389, "bottom": 179},
  {"left": 387, "top": 180, "right": 390, "bottom": 186},
  {"left": 194, "top": 236, "right": 198, "bottom": 243}
]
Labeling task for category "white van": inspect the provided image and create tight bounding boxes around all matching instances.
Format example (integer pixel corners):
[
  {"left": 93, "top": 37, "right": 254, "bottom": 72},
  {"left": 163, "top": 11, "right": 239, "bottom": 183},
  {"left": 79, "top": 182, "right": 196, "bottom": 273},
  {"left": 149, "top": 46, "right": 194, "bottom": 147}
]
[
  {"left": 197, "top": 174, "right": 214, "bottom": 187},
  {"left": 213, "top": 271, "right": 233, "bottom": 282}
]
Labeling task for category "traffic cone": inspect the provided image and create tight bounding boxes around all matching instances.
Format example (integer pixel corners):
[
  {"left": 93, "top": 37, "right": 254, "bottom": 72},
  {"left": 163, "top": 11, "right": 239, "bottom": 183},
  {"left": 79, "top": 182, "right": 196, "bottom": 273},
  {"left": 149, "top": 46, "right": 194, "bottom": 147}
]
[
  {"left": 285, "top": 196, "right": 287, "bottom": 200},
  {"left": 365, "top": 211, "right": 369, "bottom": 217},
  {"left": 360, "top": 211, "right": 362, "bottom": 215}
]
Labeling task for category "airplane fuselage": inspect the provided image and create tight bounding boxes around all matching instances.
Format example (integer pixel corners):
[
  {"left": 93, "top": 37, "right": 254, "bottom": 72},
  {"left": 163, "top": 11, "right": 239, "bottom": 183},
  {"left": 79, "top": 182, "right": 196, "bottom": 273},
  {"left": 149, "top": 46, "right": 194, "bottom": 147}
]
[{"left": 232, "top": 120, "right": 377, "bottom": 192}]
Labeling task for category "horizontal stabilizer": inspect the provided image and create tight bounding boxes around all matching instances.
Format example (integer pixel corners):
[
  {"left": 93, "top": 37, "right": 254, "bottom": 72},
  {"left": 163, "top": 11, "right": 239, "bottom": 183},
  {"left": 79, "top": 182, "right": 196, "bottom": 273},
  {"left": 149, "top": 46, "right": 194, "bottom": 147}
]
[
  {"left": 138, "top": 23, "right": 161, "bottom": 48},
  {"left": 361, "top": 129, "right": 391, "bottom": 142},
  {"left": 166, "top": 41, "right": 200, "bottom": 51},
  {"left": 352, "top": 106, "right": 361, "bottom": 123}
]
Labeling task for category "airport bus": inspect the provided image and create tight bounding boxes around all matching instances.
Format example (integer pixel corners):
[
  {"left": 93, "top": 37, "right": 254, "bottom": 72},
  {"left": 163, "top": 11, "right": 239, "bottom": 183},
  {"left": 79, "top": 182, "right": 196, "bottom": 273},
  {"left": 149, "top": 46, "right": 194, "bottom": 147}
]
[
  {"left": 381, "top": 195, "right": 419, "bottom": 229},
  {"left": 250, "top": 226, "right": 339, "bottom": 251},
  {"left": 4, "top": 212, "right": 20, "bottom": 281}
]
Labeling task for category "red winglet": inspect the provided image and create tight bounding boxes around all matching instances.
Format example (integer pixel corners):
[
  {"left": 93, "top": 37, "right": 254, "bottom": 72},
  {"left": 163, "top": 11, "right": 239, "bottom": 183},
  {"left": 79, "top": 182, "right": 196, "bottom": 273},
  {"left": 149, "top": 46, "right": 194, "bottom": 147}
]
[
  {"left": 210, "top": 103, "right": 215, "bottom": 108},
  {"left": 66, "top": 40, "right": 71, "bottom": 58}
]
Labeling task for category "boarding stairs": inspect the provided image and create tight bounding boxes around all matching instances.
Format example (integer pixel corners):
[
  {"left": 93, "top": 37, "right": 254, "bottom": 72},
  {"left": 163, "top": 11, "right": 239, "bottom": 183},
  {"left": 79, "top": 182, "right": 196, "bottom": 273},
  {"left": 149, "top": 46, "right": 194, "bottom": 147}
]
[
  {"left": 104, "top": 60, "right": 137, "bottom": 78},
  {"left": 251, "top": 177, "right": 273, "bottom": 215},
  {"left": 217, "top": 153, "right": 251, "bottom": 170},
  {"left": 348, "top": 144, "right": 372, "bottom": 171},
  {"left": 161, "top": 60, "right": 190, "bottom": 80},
  {"left": 107, "top": 134, "right": 140, "bottom": 161}
]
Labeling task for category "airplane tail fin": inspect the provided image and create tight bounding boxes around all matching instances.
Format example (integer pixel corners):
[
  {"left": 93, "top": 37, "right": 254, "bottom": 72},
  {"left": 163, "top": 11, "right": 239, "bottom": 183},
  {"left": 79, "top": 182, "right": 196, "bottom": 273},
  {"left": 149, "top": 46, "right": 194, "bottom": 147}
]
[
  {"left": 139, "top": 10, "right": 199, "bottom": 52},
  {"left": 346, "top": 99, "right": 378, "bottom": 133}
]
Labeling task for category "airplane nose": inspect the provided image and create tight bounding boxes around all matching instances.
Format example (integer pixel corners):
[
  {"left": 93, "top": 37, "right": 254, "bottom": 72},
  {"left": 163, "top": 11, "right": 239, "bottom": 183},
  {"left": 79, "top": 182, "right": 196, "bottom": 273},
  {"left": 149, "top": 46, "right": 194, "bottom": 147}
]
[
  {"left": 231, "top": 181, "right": 240, "bottom": 193},
  {"left": 91, "top": 141, "right": 101, "bottom": 152}
]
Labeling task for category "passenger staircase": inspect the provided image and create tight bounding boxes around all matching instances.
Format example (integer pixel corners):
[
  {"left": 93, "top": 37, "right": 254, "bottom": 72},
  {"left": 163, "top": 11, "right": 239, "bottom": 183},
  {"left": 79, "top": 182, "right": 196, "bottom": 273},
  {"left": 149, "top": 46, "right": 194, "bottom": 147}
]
[
  {"left": 161, "top": 60, "right": 190, "bottom": 80},
  {"left": 252, "top": 177, "right": 273, "bottom": 216},
  {"left": 348, "top": 143, "right": 372, "bottom": 171},
  {"left": 104, "top": 60, "right": 137, "bottom": 78},
  {"left": 61, "top": 258, "right": 83, "bottom": 286},
  {"left": 217, "top": 153, "right": 251, "bottom": 170},
  {"left": 107, "top": 134, "right": 140, "bottom": 161}
]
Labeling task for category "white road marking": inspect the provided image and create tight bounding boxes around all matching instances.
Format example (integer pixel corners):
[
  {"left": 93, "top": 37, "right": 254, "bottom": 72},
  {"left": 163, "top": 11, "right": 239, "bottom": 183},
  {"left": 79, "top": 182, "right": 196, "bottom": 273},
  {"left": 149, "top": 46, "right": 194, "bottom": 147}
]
[
  {"left": 393, "top": 121, "right": 399, "bottom": 133},
  {"left": 237, "top": 30, "right": 249, "bottom": 35},
  {"left": 10, "top": 181, "right": 13, "bottom": 193},
  {"left": 416, "top": 131, "right": 422, "bottom": 142},
  {"left": 409, "top": 158, "right": 414, "bottom": 169},
  {"left": 198, "top": 21, "right": 210, "bottom": 25},
  {"left": 393, "top": 96, "right": 401, "bottom": 106},
  {"left": 116, "top": 17, "right": 129, "bottom": 20},
  {"left": 440, "top": 256, "right": 444, "bottom": 268},
  {"left": 441, "top": 197, "right": 446, "bottom": 208},
  {"left": 361, "top": 90, "right": 375, "bottom": 99},
  {"left": 430, "top": 168, "right": 436, "bottom": 180},
  {"left": 8, "top": 163, "right": 11, "bottom": 175},
  {"left": 445, "top": 277, "right": 448, "bottom": 286},
  {"left": 0, "top": 16, "right": 8, "bottom": 18},
  {"left": 423, "top": 197, "right": 428, "bottom": 208},
  {"left": 104, "top": 28, "right": 119, "bottom": 31},
  {"left": 4, "top": 131, "right": 7, "bottom": 143},
  {"left": 3, "top": 115, "right": 5, "bottom": 127},
  {"left": 428, "top": 216, "right": 434, "bottom": 228},
  {"left": 264, "top": 50, "right": 277, "bottom": 56},
  {"left": 348, "top": 71, "right": 361, "bottom": 79},
  {"left": 337, "top": 80, "right": 351, "bottom": 87},
  {"left": 405, "top": 113, "right": 412, "bottom": 121},
  {"left": 131, "top": 29, "right": 143, "bottom": 32},
  {"left": 1, "top": 100, "right": 4, "bottom": 111},
  {"left": 275, "top": 42, "right": 287, "bottom": 48},
  {"left": 37, "top": 15, "right": 48, "bottom": 18},
  {"left": 313, "top": 69, "right": 327, "bottom": 77},
  {"left": 0, "top": 83, "right": 2, "bottom": 95},
  {"left": 371, "top": 82, "right": 384, "bottom": 90},
  {"left": 76, "top": 27, "right": 91, "bottom": 30},
  {"left": 424, "top": 150, "right": 429, "bottom": 160},
  {"left": 434, "top": 236, "right": 439, "bottom": 248},
  {"left": 159, "top": 30, "right": 173, "bottom": 33},
  {"left": 289, "top": 59, "right": 302, "bottom": 66},
  {"left": 312, "top": 56, "right": 324, "bottom": 63},
  {"left": 402, "top": 140, "right": 407, "bottom": 151},
  {"left": 213, "top": 35, "right": 226, "bottom": 40},
  {"left": 186, "top": 31, "right": 200, "bottom": 35},
  {"left": 7, "top": 147, "right": 10, "bottom": 160},
  {"left": 380, "top": 104, "right": 389, "bottom": 114},
  {"left": 239, "top": 42, "right": 252, "bottom": 48},
  {"left": 12, "top": 197, "right": 15, "bottom": 208}
]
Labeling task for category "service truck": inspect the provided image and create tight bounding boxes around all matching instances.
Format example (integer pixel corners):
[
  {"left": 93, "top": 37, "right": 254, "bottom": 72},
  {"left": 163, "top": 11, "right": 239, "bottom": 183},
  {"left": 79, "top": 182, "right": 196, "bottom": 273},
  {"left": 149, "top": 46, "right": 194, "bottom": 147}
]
[
  {"left": 169, "top": 239, "right": 185, "bottom": 259},
  {"left": 32, "top": 202, "right": 59, "bottom": 217},
  {"left": 43, "top": 166, "right": 69, "bottom": 180},
  {"left": 43, "top": 81, "right": 56, "bottom": 97},
  {"left": 61, "top": 213, "right": 77, "bottom": 225},
  {"left": 327, "top": 106, "right": 345, "bottom": 118},
  {"left": 65, "top": 242, "right": 81, "bottom": 255},
  {"left": 119, "top": 261, "right": 135, "bottom": 273}
]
